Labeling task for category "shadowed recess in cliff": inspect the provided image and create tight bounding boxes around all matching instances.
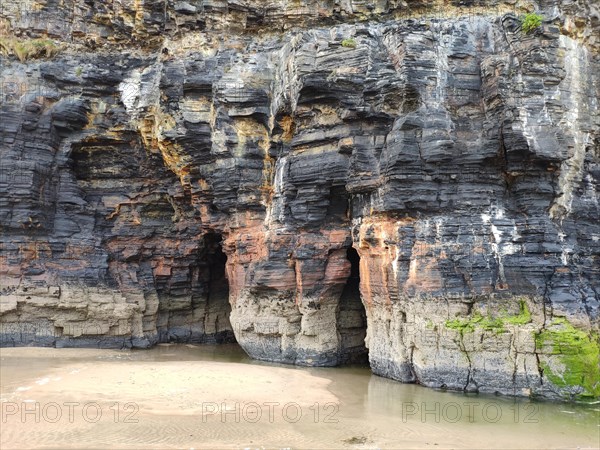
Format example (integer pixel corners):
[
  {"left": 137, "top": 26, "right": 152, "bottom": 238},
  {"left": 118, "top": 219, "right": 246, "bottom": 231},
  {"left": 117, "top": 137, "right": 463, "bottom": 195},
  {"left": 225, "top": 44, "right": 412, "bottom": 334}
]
[
  {"left": 337, "top": 247, "right": 368, "bottom": 364},
  {"left": 154, "top": 232, "right": 237, "bottom": 344},
  {"left": 202, "top": 233, "right": 236, "bottom": 344}
]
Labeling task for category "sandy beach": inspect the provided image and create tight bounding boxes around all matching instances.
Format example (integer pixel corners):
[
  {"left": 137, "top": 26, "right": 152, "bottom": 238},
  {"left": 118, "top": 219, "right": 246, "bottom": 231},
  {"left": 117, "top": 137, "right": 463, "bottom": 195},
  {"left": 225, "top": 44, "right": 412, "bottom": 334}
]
[{"left": 1, "top": 345, "right": 598, "bottom": 449}]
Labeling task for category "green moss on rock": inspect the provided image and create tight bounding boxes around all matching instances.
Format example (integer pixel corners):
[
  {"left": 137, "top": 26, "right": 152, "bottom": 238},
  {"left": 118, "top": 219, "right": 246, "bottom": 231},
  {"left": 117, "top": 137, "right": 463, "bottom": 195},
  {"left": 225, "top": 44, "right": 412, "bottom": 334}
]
[
  {"left": 504, "top": 300, "right": 532, "bottom": 325},
  {"left": 341, "top": 38, "right": 357, "bottom": 48},
  {"left": 445, "top": 299, "right": 532, "bottom": 335},
  {"left": 535, "top": 318, "right": 600, "bottom": 399}
]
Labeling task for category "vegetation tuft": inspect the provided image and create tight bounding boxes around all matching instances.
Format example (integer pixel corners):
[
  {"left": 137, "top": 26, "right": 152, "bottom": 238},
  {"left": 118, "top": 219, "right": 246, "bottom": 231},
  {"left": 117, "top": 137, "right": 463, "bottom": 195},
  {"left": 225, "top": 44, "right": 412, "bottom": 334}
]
[
  {"left": 521, "top": 13, "right": 543, "bottom": 34},
  {"left": 0, "top": 37, "right": 60, "bottom": 62}
]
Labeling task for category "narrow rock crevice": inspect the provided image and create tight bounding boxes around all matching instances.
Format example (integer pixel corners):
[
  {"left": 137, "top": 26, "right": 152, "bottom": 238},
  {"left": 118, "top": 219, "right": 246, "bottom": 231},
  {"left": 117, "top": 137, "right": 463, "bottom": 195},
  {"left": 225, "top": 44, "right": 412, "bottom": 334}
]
[
  {"left": 336, "top": 247, "right": 368, "bottom": 365},
  {"left": 201, "top": 233, "right": 236, "bottom": 344}
]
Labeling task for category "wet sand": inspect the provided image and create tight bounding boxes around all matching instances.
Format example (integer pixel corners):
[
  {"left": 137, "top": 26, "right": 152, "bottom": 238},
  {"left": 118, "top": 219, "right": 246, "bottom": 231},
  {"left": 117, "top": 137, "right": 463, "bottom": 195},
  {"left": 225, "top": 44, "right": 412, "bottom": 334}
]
[{"left": 1, "top": 344, "right": 598, "bottom": 449}]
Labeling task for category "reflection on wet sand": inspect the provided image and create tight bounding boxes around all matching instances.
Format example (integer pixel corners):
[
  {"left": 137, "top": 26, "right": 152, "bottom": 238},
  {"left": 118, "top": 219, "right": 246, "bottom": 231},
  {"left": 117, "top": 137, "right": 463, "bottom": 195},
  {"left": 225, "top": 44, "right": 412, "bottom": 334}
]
[{"left": 1, "top": 344, "right": 598, "bottom": 449}]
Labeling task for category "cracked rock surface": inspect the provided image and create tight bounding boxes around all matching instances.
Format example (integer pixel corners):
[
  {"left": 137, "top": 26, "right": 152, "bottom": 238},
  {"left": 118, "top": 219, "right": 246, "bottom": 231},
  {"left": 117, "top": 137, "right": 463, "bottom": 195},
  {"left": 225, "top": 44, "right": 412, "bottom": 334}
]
[{"left": 1, "top": 0, "right": 599, "bottom": 400}]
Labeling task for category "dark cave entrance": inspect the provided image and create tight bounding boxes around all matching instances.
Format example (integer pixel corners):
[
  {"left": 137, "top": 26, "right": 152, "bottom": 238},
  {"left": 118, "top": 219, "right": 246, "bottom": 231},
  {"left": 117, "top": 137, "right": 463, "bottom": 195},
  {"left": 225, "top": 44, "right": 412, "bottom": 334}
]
[
  {"left": 202, "top": 233, "right": 236, "bottom": 344},
  {"left": 337, "top": 247, "right": 369, "bottom": 364}
]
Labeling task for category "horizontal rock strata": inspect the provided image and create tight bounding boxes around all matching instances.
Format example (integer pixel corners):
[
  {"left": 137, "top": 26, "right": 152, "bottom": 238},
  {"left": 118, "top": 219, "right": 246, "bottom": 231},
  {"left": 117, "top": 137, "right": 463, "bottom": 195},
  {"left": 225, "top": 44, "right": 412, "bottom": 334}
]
[{"left": 1, "top": 0, "right": 599, "bottom": 400}]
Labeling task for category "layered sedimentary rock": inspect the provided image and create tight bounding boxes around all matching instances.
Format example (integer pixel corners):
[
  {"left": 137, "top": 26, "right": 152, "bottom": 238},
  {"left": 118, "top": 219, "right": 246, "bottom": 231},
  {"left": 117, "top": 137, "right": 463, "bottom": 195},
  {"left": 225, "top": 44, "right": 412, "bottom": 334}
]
[{"left": 1, "top": 0, "right": 598, "bottom": 400}]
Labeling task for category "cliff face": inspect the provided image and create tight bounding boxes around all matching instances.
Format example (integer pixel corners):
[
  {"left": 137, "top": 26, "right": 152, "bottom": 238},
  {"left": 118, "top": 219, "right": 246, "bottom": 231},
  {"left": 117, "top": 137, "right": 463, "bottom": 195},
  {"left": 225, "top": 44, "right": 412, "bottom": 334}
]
[{"left": 1, "top": 0, "right": 599, "bottom": 401}]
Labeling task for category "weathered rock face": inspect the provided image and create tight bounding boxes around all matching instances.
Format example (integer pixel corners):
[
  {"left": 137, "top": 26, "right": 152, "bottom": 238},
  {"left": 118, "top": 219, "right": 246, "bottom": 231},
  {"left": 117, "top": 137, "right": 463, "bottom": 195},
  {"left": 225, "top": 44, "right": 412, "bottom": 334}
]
[{"left": 1, "top": 1, "right": 598, "bottom": 401}]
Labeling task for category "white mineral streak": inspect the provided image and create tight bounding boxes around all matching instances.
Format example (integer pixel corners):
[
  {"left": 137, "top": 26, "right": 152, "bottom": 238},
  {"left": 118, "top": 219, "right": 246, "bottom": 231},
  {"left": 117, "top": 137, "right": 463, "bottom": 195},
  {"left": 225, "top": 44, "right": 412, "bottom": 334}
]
[{"left": 550, "top": 36, "right": 593, "bottom": 220}]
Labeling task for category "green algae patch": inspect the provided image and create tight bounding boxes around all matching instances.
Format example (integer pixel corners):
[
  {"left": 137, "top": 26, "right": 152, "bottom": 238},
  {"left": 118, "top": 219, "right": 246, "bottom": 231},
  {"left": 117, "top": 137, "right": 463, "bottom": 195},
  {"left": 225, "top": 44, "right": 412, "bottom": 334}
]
[
  {"left": 504, "top": 300, "right": 532, "bottom": 325},
  {"left": 536, "top": 318, "right": 600, "bottom": 400},
  {"left": 341, "top": 38, "right": 357, "bottom": 48},
  {"left": 446, "top": 312, "right": 504, "bottom": 334},
  {"left": 445, "top": 299, "right": 533, "bottom": 335}
]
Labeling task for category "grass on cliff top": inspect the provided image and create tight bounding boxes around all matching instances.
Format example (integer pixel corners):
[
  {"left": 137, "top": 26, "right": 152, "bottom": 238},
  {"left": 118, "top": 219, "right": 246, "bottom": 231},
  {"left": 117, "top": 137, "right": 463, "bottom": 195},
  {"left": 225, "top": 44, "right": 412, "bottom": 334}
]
[
  {"left": 445, "top": 299, "right": 532, "bottom": 334},
  {"left": 0, "top": 37, "right": 60, "bottom": 62},
  {"left": 535, "top": 318, "right": 600, "bottom": 400}
]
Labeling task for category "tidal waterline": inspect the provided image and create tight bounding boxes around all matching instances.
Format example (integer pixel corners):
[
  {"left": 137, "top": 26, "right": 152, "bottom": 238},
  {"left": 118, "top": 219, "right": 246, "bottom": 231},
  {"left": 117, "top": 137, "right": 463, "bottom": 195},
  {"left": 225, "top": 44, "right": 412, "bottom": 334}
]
[{"left": 1, "top": 344, "right": 598, "bottom": 449}]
